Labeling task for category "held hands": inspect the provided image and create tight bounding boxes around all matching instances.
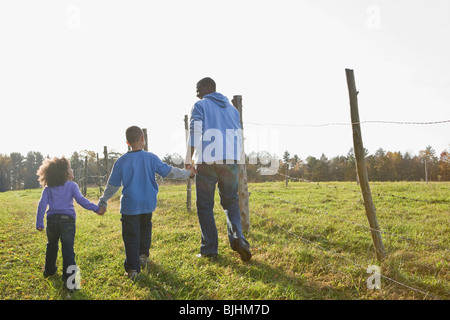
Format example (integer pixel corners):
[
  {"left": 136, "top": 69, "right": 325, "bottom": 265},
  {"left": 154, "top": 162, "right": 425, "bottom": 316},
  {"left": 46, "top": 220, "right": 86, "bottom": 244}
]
[
  {"left": 97, "top": 206, "right": 107, "bottom": 215},
  {"left": 186, "top": 164, "right": 197, "bottom": 178},
  {"left": 37, "top": 207, "right": 105, "bottom": 233}
]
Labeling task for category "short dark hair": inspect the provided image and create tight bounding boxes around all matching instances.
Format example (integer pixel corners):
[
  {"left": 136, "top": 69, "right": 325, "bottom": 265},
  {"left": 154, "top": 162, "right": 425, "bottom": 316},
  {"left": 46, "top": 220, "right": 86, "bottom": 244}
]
[
  {"left": 197, "top": 77, "right": 216, "bottom": 91},
  {"left": 37, "top": 157, "right": 70, "bottom": 187},
  {"left": 126, "top": 126, "right": 143, "bottom": 144}
]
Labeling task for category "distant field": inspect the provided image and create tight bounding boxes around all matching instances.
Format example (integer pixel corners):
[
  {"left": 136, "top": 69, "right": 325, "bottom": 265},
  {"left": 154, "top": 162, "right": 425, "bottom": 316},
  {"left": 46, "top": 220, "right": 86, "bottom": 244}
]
[{"left": 0, "top": 181, "right": 448, "bottom": 300}]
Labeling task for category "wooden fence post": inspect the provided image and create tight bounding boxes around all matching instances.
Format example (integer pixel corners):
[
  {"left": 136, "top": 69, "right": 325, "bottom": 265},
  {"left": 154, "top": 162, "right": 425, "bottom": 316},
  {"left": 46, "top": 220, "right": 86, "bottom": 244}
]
[
  {"left": 83, "top": 156, "right": 88, "bottom": 196},
  {"left": 184, "top": 115, "right": 192, "bottom": 211},
  {"left": 285, "top": 163, "right": 289, "bottom": 186},
  {"left": 143, "top": 128, "right": 149, "bottom": 151},
  {"left": 346, "top": 68, "right": 386, "bottom": 261},
  {"left": 103, "top": 146, "right": 110, "bottom": 178},
  {"left": 231, "top": 95, "right": 250, "bottom": 233},
  {"left": 96, "top": 153, "right": 103, "bottom": 194}
]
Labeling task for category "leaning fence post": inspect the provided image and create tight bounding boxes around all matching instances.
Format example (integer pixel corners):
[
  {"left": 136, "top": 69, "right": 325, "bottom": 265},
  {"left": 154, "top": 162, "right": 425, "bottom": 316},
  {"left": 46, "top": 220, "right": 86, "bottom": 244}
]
[
  {"left": 184, "top": 115, "right": 192, "bottom": 211},
  {"left": 346, "top": 68, "right": 386, "bottom": 261},
  {"left": 231, "top": 95, "right": 250, "bottom": 233}
]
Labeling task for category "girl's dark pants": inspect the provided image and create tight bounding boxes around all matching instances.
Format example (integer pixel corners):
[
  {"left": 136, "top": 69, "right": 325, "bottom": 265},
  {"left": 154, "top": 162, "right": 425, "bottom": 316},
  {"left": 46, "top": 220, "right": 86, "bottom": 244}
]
[{"left": 45, "top": 214, "right": 76, "bottom": 281}]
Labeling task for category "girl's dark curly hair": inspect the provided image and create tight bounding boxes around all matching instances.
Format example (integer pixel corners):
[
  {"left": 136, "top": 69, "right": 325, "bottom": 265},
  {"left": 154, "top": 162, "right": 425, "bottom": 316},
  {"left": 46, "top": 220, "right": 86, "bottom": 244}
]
[{"left": 37, "top": 157, "right": 70, "bottom": 187}]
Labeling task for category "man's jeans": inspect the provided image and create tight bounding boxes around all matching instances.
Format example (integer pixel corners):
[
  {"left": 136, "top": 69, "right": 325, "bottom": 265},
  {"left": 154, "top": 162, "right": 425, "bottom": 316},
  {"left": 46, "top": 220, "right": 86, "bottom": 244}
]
[
  {"left": 196, "top": 162, "right": 249, "bottom": 255},
  {"left": 45, "top": 214, "right": 76, "bottom": 280},
  {"left": 121, "top": 213, "right": 153, "bottom": 273}
]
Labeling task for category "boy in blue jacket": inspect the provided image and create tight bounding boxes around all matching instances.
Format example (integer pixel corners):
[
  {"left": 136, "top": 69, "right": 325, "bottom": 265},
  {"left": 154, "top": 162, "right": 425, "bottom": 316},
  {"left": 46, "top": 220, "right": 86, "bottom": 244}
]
[{"left": 99, "top": 126, "right": 195, "bottom": 280}]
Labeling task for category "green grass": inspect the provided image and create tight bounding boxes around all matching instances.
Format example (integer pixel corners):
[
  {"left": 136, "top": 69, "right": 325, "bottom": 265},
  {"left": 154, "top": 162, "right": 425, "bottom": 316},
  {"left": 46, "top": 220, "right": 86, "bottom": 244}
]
[{"left": 0, "top": 181, "right": 448, "bottom": 300}]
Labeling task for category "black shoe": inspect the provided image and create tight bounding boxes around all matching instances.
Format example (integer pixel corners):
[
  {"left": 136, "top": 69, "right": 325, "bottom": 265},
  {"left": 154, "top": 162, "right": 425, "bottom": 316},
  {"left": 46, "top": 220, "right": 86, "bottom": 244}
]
[
  {"left": 125, "top": 269, "right": 141, "bottom": 281},
  {"left": 62, "top": 272, "right": 82, "bottom": 290},
  {"left": 139, "top": 254, "right": 150, "bottom": 270},
  {"left": 43, "top": 267, "right": 57, "bottom": 278},
  {"left": 234, "top": 239, "right": 252, "bottom": 262}
]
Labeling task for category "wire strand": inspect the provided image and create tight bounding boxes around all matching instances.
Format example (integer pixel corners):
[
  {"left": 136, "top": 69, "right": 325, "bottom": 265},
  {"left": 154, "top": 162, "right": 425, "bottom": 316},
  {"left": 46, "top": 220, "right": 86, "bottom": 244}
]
[{"left": 244, "top": 119, "right": 450, "bottom": 127}]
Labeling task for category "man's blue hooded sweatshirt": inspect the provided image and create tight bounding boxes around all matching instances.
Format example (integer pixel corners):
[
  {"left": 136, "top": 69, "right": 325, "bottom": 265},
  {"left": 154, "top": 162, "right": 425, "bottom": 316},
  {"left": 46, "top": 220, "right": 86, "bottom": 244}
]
[{"left": 189, "top": 92, "right": 243, "bottom": 163}]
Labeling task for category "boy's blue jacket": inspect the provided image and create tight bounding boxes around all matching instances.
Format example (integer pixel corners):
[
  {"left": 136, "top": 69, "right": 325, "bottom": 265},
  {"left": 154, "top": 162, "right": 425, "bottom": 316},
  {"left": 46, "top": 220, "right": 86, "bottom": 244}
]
[
  {"left": 189, "top": 92, "right": 243, "bottom": 163},
  {"left": 98, "top": 150, "right": 191, "bottom": 215},
  {"left": 106, "top": 150, "right": 172, "bottom": 215}
]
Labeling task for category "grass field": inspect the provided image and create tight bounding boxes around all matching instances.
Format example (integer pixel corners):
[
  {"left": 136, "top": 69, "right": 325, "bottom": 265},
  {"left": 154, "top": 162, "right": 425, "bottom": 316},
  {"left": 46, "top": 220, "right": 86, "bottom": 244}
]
[{"left": 0, "top": 181, "right": 448, "bottom": 300}]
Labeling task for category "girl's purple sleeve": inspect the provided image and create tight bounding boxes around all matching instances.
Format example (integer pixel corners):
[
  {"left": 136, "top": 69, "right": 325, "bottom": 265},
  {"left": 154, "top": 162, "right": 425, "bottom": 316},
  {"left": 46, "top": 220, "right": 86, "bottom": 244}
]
[
  {"left": 71, "top": 182, "right": 100, "bottom": 213},
  {"left": 36, "top": 187, "right": 49, "bottom": 229}
]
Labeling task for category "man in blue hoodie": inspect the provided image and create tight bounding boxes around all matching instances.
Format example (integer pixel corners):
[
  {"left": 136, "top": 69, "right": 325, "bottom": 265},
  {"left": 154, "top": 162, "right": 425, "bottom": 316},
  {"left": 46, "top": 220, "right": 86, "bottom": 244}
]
[{"left": 185, "top": 77, "right": 251, "bottom": 262}]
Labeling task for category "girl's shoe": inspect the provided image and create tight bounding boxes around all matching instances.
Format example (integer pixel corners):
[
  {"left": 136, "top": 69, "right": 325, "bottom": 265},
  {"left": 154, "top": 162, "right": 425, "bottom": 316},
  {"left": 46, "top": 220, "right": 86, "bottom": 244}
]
[{"left": 43, "top": 267, "right": 57, "bottom": 278}]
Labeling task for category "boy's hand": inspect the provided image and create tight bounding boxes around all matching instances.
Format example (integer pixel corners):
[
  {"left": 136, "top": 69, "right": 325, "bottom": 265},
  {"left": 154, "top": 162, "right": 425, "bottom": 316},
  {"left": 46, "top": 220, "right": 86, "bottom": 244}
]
[
  {"left": 37, "top": 227, "right": 44, "bottom": 232},
  {"left": 97, "top": 207, "right": 106, "bottom": 215}
]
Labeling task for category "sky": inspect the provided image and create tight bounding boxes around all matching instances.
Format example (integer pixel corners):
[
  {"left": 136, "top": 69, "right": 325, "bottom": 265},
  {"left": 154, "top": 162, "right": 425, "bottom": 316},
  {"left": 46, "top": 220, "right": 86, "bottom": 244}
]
[{"left": 1, "top": 0, "right": 449, "bottom": 162}]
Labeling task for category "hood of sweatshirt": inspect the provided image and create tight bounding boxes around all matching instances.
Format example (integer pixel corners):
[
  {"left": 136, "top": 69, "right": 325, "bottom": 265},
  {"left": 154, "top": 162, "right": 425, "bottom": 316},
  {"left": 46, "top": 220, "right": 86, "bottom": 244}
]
[{"left": 203, "top": 92, "right": 230, "bottom": 108}]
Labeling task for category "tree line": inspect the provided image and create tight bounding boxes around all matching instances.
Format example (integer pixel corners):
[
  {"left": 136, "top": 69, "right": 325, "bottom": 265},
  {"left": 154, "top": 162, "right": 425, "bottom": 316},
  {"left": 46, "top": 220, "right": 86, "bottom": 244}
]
[
  {"left": 0, "top": 145, "right": 449, "bottom": 192},
  {"left": 248, "top": 145, "right": 449, "bottom": 183},
  {"left": 165, "top": 145, "right": 449, "bottom": 183},
  {"left": 0, "top": 150, "right": 121, "bottom": 192}
]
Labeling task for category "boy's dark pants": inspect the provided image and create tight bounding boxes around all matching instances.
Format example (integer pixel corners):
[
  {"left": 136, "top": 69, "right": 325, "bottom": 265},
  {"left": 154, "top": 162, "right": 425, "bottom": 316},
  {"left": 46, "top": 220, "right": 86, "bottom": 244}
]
[
  {"left": 121, "top": 212, "right": 153, "bottom": 273},
  {"left": 45, "top": 214, "right": 76, "bottom": 280}
]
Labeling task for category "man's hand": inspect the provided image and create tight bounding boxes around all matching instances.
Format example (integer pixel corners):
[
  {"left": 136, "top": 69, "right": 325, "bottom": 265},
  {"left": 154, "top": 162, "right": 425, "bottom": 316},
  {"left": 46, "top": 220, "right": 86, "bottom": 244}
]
[
  {"left": 185, "top": 146, "right": 195, "bottom": 170},
  {"left": 37, "top": 227, "right": 44, "bottom": 232},
  {"left": 189, "top": 166, "right": 197, "bottom": 178},
  {"left": 185, "top": 164, "right": 194, "bottom": 170}
]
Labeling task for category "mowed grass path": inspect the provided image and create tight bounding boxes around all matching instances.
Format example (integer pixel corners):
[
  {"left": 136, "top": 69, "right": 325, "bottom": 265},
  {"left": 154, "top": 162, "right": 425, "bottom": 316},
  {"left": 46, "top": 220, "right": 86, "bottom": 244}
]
[{"left": 0, "top": 181, "right": 448, "bottom": 300}]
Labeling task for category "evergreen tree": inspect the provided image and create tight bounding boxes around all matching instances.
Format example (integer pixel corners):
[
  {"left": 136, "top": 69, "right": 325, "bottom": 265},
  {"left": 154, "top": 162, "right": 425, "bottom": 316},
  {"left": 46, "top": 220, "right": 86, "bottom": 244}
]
[
  {"left": 23, "top": 151, "right": 44, "bottom": 189},
  {"left": 0, "top": 154, "right": 12, "bottom": 192},
  {"left": 10, "top": 153, "right": 24, "bottom": 190}
]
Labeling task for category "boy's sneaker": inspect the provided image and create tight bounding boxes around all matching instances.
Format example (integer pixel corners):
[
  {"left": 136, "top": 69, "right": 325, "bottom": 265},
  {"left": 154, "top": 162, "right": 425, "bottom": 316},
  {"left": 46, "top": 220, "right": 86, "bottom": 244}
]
[
  {"left": 61, "top": 274, "right": 81, "bottom": 292},
  {"left": 139, "top": 254, "right": 150, "bottom": 269},
  {"left": 126, "top": 269, "right": 140, "bottom": 281},
  {"left": 196, "top": 253, "right": 219, "bottom": 261}
]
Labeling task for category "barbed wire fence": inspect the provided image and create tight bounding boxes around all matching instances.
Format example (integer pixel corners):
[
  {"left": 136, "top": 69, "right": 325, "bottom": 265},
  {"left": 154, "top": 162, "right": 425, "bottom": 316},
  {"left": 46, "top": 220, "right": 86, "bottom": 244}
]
[
  {"left": 173, "top": 126, "right": 446, "bottom": 298},
  {"left": 159, "top": 179, "right": 446, "bottom": 300},
  {"left": 250, "top": 185, "right": 449, "bottom": 251},
  {"left": 72, "top": 151, "right": 115, "bottom": 197},
  {"left": 248, "top": 208, "right": 443, "bottom": 300},
  {"left": 75, "top": 70, "right": 448, "bottom": 299},
  {"left": 176, "top": 69, "right": 448, "bottom": 299},
  {"left": 77, "top": 116, "right": 448, "bottom": 300},
  {"left": 238, "top": 126, "right": 447, "bottom": 300},
  {"left": 277, "top": 172, "right": 450, "bottom": 205},
  {"left": 244, "top": 119, "right": 450, "bottom": 127}
]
